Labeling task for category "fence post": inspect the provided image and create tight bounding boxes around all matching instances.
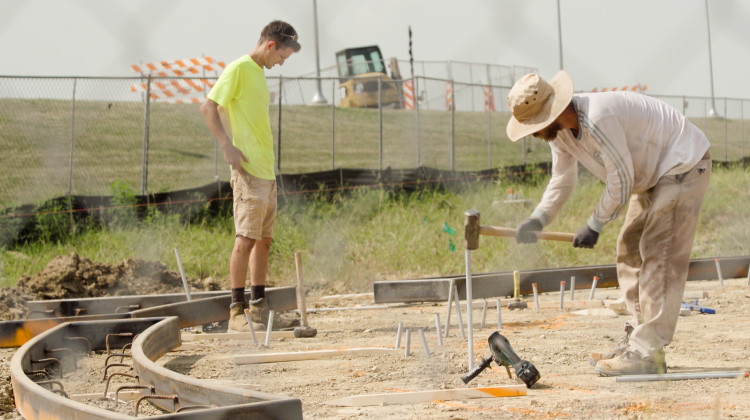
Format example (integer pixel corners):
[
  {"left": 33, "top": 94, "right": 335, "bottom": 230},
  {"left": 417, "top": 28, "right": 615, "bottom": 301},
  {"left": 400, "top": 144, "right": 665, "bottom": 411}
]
[
  {"left": 415, "top": 76, "right": 421, "bottom": 167},
  {"left": 724, "top": 97, "right": 728, "bottom": 162},
  {"left": 450, "top": 80, "right": 455, "bottom": 172},
  {"left": 277, "top": 75, "right": 283, "bottom": 174},
  {"left": 486, "top": 65, "right": 493, "bottom": 169},
  {"left": 378, "top": 74, "right": 383, "bottom": 171},
  {"left": 487, "top": 92, "right": 492, "bottom": 169},
  {"left": 141, "top": 75, "right": 151, "bottom": 196},
  {"left": 68, "top": 78, "right": 77, "bottom": 196},
  {"left": 742, "top": 100, "right": 745, "bottom": 159},
  {"left": 331, "top": 79, "right": 336, "bottom": 170}
]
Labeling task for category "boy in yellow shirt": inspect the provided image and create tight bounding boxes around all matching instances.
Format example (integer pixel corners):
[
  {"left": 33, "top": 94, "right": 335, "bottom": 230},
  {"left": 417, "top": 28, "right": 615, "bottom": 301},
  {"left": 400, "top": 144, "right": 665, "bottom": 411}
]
[{"left": 200, "top": 20, "right": 301, "bottom": 332}]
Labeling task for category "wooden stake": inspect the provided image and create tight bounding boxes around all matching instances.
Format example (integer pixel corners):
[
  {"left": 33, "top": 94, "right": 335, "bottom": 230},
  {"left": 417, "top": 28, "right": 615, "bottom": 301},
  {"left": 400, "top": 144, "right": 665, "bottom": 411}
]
[
  {"left": 325, "top": 385, "right": 527, "bottom": 407},
  {"left": 233, "top": 347, "right": 395, "bottom": 365}
]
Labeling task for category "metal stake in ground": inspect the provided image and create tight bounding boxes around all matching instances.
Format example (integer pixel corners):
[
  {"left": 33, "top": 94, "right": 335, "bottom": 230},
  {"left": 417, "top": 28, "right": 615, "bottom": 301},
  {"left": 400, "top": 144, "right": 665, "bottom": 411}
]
[
  {"left": 293, "top": 251, "right": 317, "bottom": 338},
  {"left": 570, "top": 276, "right": 576, "bottom": 300},
  {"left": 173, "top": 247, "right": 192, "bottom": 301},
  {"left": 243, "top": 309, "right": 260, "bottom": 346},
  {"left": 443, "top": 279, "right": 455, "bottom": 338},
  {"left": 589, "top": 276, "right": 599, "bottom": 300},
  {"left": 464, "top": 210, "right": 479, "bottom": 370}
]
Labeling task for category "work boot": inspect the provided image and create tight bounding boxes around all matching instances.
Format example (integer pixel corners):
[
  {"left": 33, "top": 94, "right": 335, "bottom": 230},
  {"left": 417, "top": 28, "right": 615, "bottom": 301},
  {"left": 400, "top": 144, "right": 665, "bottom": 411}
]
[
  {"left": 594, "top": 349, "right": 667, "bottom": 377},
  {"left": 227, "top": 302, "right": 264, "bottom": 333},
  {"left": 249, "top": 297, "right": 300, "bottom": 331},
  {"left": 588, "top": 325, "right": 633, "bottom": 366}
]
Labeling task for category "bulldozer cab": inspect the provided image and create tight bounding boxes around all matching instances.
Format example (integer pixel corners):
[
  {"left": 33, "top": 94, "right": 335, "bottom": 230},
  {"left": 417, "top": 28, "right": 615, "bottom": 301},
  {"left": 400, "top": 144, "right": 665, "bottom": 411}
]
[
  {"left": 336, "top": 45, "right": 402, "bottom": 108},
  {"left": 336, "top": 45, "right": 387, "bottom": 81}
]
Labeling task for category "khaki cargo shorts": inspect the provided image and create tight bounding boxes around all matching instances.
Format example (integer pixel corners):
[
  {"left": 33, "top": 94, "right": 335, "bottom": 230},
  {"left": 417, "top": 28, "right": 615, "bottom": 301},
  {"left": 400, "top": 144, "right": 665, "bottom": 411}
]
[{"left": 230, "top": 170, "right": 277, "bottom": 240}]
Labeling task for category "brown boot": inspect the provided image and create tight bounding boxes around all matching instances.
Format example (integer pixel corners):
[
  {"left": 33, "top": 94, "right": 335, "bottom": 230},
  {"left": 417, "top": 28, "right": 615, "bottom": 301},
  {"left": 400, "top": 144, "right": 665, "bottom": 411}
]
[
  {"left": 588, "top": 325, "right": 633, "bottom": 366},
  {"left": 227, "top": 302, "right": 264, "bottom": 333},
  {"left": 249, "top": 297, "right": 300, "bottom": 331},
  {"left": 594, "top": 349, "right": 667, "bottom": 377}
]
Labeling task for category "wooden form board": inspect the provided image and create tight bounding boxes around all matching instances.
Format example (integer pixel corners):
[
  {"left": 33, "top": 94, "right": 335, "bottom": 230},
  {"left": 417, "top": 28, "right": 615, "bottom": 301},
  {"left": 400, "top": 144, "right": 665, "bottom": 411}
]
[
  {"left": 325, "top": 384, "right": 527, "bottom": 406},
  {"left": 181, "top": 331, "right": 295, "bottom": 341},
  {"left": 233, "top": 347, "right": 395, "bottom": 364}
]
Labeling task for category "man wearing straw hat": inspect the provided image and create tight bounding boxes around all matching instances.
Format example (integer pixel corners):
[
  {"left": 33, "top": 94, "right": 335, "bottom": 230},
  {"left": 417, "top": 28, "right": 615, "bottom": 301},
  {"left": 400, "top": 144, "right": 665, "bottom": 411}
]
[
  {"left": 506, "top": 71, "right": 711, "bottom": 376},
  {"left": 201, "top": 20, "right": 301, "bottom": 333}
]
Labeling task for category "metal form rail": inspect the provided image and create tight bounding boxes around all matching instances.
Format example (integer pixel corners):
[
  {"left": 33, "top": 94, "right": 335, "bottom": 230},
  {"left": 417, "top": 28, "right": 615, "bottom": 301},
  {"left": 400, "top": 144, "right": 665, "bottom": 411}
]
[
  {"left": 0, "top": 287, "right": 297, "bottom": 348},
  {"left": 10, "top": 316, "right": 303, "bottom": 419},
  {"left": 373, "top": 256, "right": 750, "bottom": 303}
]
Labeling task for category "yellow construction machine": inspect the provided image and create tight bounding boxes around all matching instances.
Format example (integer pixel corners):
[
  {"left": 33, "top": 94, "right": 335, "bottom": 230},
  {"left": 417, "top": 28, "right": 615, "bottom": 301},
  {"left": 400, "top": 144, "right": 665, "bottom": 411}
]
[{"left": 336, "top": 45, "right": 402, "bottom": 108}]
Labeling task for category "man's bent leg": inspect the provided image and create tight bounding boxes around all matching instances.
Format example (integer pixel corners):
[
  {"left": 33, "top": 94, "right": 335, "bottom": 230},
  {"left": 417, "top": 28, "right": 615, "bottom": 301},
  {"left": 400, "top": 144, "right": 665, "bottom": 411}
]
[
  {"left": 590, "top": 193, "right": 649, "bottom": 365},
  {"left": 628, "top": 158, "right": 711, "bottom": 358},
  {"left": 616, "top": 193, "right": 650, "bottom": 327}
]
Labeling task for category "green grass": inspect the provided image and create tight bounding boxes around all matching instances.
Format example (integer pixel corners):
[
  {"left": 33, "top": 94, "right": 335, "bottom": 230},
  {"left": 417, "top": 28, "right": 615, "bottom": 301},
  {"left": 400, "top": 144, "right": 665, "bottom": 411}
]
[
  {"left": 2, "top": 98, "right": 748, "bottom": 207},
  {"left": 1, "top": 165, "right": 747, "bottom": 295}
]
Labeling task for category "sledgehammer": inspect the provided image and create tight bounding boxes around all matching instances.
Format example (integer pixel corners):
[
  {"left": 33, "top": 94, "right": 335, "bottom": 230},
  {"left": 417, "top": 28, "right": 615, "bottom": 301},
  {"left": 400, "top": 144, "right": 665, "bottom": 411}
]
[
  {"left": 293, "top": 251, "right": 317, "bottom": 338},
  {"left": 464, "top": 210, "right": 575, "bottom": 250}
]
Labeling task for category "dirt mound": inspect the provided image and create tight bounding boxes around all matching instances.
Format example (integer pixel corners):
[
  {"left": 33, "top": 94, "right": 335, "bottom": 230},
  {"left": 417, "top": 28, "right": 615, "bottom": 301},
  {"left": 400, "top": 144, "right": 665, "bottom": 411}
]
[
  {"left": 0, "top": 252, "right": 208, "bottom": 321},
  {"left": 0, "top": 253, "right": 218, "bottom": 417}
]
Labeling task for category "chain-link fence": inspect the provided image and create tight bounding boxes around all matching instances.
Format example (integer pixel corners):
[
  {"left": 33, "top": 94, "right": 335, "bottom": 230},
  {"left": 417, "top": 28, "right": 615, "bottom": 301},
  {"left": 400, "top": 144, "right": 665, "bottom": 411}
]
[{"left": 1, "top": 74, "right": 748, "bottom": 208}]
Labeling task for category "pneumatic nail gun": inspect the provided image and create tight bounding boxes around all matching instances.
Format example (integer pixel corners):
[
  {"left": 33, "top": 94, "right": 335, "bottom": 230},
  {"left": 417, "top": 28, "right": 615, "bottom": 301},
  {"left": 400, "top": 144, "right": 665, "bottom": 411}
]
[{"left": 461, "top": 331, "right": 540, "bottom": 388}]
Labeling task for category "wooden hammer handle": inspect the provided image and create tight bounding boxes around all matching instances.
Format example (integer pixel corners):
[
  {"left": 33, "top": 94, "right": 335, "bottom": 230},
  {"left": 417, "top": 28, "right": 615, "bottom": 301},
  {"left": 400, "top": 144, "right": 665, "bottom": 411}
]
[{"left": 479, "top": 225, "right": 575, "bottom": 243}]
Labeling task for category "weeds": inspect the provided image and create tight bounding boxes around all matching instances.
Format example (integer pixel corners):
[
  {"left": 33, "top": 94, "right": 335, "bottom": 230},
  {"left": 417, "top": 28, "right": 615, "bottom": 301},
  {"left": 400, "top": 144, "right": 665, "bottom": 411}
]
[{"left": 1, "top": 166, "right": 748, "bottom": 294}]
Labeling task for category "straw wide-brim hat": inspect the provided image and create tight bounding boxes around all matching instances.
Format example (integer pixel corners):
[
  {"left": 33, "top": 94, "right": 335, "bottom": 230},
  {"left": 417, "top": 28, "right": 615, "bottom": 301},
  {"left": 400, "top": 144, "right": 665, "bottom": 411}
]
[{"left": 506, "top": 70, "right": 574, "bottom": 142}]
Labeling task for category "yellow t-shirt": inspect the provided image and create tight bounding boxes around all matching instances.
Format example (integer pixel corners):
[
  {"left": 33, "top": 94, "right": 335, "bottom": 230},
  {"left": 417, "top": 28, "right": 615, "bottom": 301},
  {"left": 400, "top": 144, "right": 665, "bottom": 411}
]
[{"left": 208, "top": 55, "right": 275, "bottom": 180}]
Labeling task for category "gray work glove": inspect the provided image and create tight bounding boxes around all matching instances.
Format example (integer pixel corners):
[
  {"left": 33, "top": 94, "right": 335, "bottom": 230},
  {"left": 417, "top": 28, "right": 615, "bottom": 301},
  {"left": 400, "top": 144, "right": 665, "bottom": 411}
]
[
  {"left": 516, "top": 218, "right": 543, "bottom": 244},
  {"left": 573, "top": 225, "right": 599, "bottom": 248}
]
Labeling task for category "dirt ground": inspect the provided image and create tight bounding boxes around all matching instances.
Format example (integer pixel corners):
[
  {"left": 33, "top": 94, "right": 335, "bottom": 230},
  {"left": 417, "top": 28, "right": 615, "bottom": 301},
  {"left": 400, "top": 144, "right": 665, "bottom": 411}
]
[{"left": 1, "top": 253, "right": 750, "bottom": 419}]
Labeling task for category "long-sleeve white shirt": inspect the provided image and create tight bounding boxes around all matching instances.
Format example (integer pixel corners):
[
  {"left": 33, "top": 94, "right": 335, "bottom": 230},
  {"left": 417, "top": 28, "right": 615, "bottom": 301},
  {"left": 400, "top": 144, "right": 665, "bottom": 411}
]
[{"left": 531, "top": 91, "right": 710, "bottom": 232}]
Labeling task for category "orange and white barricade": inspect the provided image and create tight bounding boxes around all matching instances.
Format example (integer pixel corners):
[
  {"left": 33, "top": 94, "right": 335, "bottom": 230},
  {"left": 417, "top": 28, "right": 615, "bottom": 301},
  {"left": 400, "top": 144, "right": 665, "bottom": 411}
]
[
  {"left": 403, "top": 80, "right": 415, "bottom": 110},
  {"left": 483, "top": 86, "right": 495, "bottom": 112},
  {"left": 445, "top": 82, "right": 454, "bottom": 111},
  {"left": 592, "top": 84, "right": 648, "bottom": 93},
  {"left": 130, "top": 56, "right": 225, "bottom": 103}
]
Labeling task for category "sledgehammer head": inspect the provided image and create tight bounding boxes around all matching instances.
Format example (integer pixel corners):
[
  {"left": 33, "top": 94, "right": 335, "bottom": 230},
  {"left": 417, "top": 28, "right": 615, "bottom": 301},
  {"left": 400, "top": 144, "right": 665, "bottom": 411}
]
[
  {"left": 293, "top": 326, "right": 317, "bottom": 338},
  {"left": 464, "top": 209, "right": 480, "bottom": 251}
]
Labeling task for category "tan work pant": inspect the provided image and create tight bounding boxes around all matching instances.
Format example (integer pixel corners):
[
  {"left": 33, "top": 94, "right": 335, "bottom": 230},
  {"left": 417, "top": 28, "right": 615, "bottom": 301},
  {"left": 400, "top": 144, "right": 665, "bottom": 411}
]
[{"left": 616, "top": 153, "right": 712, "bottom": 358}]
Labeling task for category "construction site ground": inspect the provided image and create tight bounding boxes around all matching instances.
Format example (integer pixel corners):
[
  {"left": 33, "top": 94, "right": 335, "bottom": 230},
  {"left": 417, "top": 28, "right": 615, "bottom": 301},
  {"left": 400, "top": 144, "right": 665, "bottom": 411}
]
[{"left": 1, "top": 255, "right": 750, "bottom": 419}]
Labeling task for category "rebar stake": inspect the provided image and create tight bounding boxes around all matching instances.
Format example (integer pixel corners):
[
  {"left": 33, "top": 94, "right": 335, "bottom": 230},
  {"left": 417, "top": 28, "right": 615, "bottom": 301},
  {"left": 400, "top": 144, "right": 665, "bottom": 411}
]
[
  {"left": 496, "top": 299, "right": 502, "bottom": 329},
  {"left": 434, "top": 314, "right": 443, "bottom": 347},
  {"left": 418, "top": 328, "right": 431, "bottom": 357},
  {"left": 559, "top": 281, "right": 566, "bottom": 310},
  {"left": 404, "top": 328, "right": 411, "bottom": 357},
  {"left": 570, "top": 276, "right": 576, "bottom": 300},
  {"left": 589, "top": 276, "right": 599, "bottom": 300},
  {"left": 243, "top": 309, "right": 259, "bottom": 346},
  {"left": 443, "top": 279, "right": 455, "bottom": 338},
  {"left": 480, "top": 300, "right": 487, "bottom": 328},
  {"left": 264, "top": 310, "right": 274, "bottom": 347},
  {"left": 453, "top": 283, "right": 466, "bottom": 339}
]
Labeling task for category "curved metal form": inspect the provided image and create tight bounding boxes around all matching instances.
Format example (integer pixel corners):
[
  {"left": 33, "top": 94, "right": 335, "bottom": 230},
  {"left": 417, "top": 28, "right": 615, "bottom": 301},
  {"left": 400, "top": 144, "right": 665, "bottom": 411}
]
[
  {"left": 11, "top": 316, "right": 303, "bottom": 420},
  {"left": 131, "top": 316, "right": 302, "bottom": 417}
]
